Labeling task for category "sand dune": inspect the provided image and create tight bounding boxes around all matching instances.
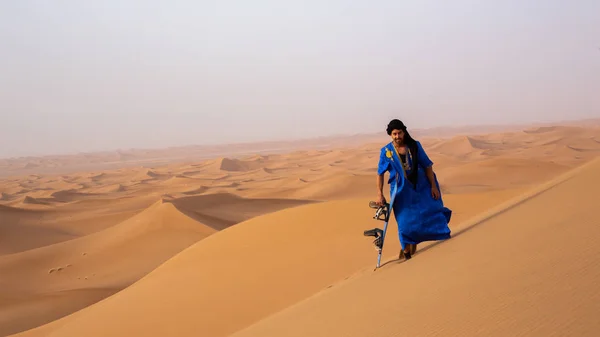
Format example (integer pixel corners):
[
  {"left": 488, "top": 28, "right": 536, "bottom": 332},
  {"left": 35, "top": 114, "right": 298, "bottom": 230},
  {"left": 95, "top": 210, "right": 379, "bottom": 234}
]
[
  {"left": 1, "top": 122, "right": 599, "bottom": 337},
  {"left": 218, "top": 157, "right": 265, "bottom": 172},
  {"left": 20, "top": 196, "right": 52, "bottom": 206},
  {"left": 167, "top": 192, "right": 315, "bottom": 230},
  {"left": 0, "top": 190, "right": 314, "bottom": 336},
  {"left": 7, "top": 187, "right": 527, "bottom": 337},
  {"left": 82, "top": 183, "right": 127, "bottom": 194},
  {"left": 230, "top": 158, "right": 600, "bottom": 337},
  {"left": 0, "top": 199, "right": 215, "bottom": 336},
  {"left": 0, "top": 193, "right": 17, "bottom": 201},
  {"left": 428, "top": 135, "right": 487, "bottom": 159},
  {"left": 285, "top": 172, "right": 376, "bottom": 200},
  {"left": 437, "top": 157, "right": 572, "bottom": 193},
  {"left": 0, "top": 205, "right": 77, "bottom": 255}
]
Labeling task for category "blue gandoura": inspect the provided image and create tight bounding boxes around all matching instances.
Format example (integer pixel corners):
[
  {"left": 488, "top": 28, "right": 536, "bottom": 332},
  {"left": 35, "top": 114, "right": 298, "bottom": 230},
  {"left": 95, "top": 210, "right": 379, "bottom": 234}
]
[{"left": 376, "top": 119, "right": 452, "bottom": 260}]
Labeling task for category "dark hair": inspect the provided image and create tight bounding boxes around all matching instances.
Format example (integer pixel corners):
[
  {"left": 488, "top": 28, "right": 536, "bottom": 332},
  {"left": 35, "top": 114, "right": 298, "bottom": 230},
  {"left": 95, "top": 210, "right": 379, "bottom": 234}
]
[
  {"left": 386, "top": 119, "right": 406, "bottom": 135},
  {"left": 386, "top": 119, "right": 416, "bottom": 145},
  {"left": 386, "top": 119, "right": 419, "bottom": 188}
]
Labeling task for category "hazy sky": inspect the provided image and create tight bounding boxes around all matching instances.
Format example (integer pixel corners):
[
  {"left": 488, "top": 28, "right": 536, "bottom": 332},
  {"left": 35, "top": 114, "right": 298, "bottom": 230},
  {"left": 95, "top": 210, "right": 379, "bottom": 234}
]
[{"left": 1, "top": 1, "right": 599, "bottom": 158}]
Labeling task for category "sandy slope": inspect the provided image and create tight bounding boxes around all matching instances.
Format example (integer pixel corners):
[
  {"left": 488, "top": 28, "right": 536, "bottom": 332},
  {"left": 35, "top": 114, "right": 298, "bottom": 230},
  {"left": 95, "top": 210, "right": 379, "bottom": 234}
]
[
  {"left": 0, "top": 194, "right": 313, "bottom": 337},
  {"left": 0, "top": 199, "right": 215, "bottom": 336},
  {"left": 0, "top": 205, "right": 76, "bottom": 255},
  {"left": 230, "top": 158, "right": 600, "bottom": 337},
  {"left": 1, "top": 123, "right": 599, "bottom": 336},
  {"left": 0, "top": 196, "right": 159, "bottom": 256},
  {"left": 8, "top": 190, "right": 525, "bottom": 337}
]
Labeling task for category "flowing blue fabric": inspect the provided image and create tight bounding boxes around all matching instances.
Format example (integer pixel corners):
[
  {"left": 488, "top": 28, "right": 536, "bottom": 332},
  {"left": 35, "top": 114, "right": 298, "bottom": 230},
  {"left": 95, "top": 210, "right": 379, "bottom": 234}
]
[{"left": 377, "top": 141, "right": 452, "bottom": 250}]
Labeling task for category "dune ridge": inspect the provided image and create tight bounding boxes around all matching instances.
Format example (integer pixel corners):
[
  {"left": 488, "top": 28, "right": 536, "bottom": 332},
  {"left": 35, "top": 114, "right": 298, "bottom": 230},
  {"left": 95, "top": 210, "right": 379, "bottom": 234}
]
[
  {"left": 229, "top": 157, "right": 600, "bottom": 337},
  {"left": 9, "top": 156, "right": 600, "bottom": 336},
  {"left": 0, "top": 191, "right": 314, "bottom": 336},
  {"left": 7, "top": 187, "right": 531, "bottom": 337},
  {"left": 1, "top": 122, "right": 600, "bottom": 336}
]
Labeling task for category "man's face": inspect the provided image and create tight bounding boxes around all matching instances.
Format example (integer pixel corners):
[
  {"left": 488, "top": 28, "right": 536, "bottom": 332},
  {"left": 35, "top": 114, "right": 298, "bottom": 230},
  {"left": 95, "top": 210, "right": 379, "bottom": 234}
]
[{"left": 391, "top": 129, "right": 404, "bottom": 144}]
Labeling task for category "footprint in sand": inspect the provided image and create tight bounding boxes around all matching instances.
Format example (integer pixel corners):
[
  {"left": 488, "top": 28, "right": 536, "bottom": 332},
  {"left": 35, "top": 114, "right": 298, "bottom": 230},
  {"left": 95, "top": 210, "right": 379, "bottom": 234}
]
[
  {"left": 48, "top": 267, "right": 64, "bottom": 274},
  {"left": 48, "top": 264, "right": 73, "bottom": 274}
]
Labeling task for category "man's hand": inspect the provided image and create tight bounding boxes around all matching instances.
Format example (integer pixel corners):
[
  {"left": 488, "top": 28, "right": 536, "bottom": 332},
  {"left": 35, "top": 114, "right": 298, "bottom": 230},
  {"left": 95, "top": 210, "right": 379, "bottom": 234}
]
[
  {"left": 377, "top": 194, "right": 387, "bottom": 206},
  {"left": 431, "top": 186, "right": 440, "bottom": 200}
]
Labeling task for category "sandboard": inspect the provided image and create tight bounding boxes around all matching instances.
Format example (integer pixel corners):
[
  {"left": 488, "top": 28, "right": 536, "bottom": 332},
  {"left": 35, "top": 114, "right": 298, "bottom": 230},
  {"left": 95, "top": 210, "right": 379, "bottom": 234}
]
[{"left": 363, "top": 198, "right": 395, "bottom": 270}]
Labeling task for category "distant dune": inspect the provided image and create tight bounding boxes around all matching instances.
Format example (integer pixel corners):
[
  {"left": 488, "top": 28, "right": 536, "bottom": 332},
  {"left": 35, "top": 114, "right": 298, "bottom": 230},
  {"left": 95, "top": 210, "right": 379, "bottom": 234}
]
[
  {"left": 0, "top": 205, "right": 77, "bottom": 255},
  {"left": 1, "top": 120, "right": 599, "bottom": 337}
]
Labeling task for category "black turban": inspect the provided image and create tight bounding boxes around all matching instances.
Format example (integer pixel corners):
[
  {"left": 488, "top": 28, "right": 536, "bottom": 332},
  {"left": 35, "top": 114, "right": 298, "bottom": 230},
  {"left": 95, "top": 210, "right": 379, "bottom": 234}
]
[{"left": 386, "top": 119, "right": 407, "bottom": 135}]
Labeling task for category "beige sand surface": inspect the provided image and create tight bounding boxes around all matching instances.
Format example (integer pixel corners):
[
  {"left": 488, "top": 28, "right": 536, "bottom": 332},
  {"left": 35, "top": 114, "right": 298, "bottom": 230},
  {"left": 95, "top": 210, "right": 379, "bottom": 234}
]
[
  {"left": 1, "top": 123, "right": 599, "bottom": 337},
  {"left": 231, "top": 157, "right": 600, "bottom": 337}
]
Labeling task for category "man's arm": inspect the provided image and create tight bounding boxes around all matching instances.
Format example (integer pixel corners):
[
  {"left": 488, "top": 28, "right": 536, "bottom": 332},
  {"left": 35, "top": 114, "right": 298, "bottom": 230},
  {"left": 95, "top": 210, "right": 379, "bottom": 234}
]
[
  {"left": 425, "top": 165, "right": 436, "bottom": 187},
  {"left": 425, "top": 165, "right": 442, "bottom": 200},
  {"left": 417, "top": 141, "right": 435, "bottom": 187},
  {"left": 377, "top": 173, "right": 385, "bottom": 197}
]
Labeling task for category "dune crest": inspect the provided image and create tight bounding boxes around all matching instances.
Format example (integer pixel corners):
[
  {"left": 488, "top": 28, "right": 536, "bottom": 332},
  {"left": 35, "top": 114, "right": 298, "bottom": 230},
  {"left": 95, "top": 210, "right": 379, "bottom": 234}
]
[
  {"left": 21, "top": 196, "right": 51, "bottom": 206},
  {"left": 0, "top": 189, "right": 314, "bottom": 336},
  {"left": 0, "top": 192, "right": 16, "bottom": 201},
  {"left": 218, "top": 157, "right": 263, "bottom": 172},
  {"left": 0, "top": 197, "right": 216, "bottom": 336},
  {"left": 2, "top": 122, "right": 600, "bottom": 337},
  {"left": 228, "top": 158, "right": 600, "bottom": 337},
  {"left": 10, "top": 158, "right": 598, "bottom": 337},
  {"left": 7, "top": 192, "right": 517, "bottom": 337}
]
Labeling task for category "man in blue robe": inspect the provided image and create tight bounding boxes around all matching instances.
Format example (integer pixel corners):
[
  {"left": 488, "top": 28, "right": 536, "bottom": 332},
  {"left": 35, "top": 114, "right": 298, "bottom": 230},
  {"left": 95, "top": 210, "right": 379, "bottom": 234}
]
[{"left": 376, "top": 119, "right": 452, "bottom": 260}]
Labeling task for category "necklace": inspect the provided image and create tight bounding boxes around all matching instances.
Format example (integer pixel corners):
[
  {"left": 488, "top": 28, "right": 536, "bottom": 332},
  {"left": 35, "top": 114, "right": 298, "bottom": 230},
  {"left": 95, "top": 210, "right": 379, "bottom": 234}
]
[{"left": 394, "top": 144, "right": 412, "bottom": 171}]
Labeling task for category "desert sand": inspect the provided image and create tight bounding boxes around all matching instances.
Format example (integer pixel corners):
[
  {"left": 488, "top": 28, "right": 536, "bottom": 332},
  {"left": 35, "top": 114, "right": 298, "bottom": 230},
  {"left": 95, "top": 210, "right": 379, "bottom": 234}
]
[{"left": 1, "top": 122, "right": 600, "bottom": 337}]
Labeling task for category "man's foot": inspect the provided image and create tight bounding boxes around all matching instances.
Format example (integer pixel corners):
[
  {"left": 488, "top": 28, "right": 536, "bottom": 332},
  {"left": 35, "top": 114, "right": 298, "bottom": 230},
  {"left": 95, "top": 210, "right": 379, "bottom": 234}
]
[
  {"left": 410, "top": 244, "right": 417, "bottom": 255},
  {"left": 399, "top": 249, "right": 411, "bottom": 260}
]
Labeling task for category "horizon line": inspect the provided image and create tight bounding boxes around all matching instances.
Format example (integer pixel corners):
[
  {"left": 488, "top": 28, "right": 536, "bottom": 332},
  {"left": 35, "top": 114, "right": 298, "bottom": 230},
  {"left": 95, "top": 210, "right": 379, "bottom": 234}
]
[{"left": 4, "top": 117, "right": 599, "bottom": 161}]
